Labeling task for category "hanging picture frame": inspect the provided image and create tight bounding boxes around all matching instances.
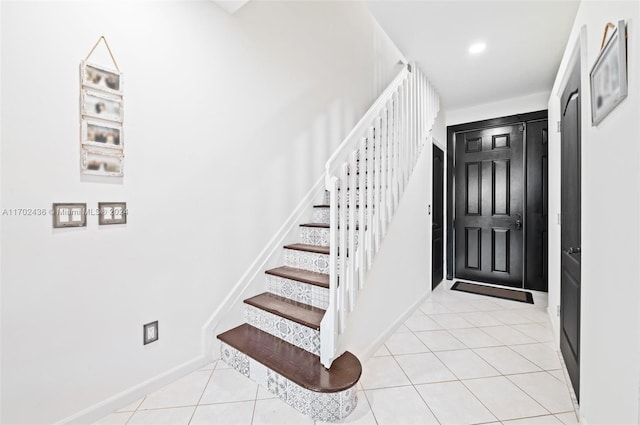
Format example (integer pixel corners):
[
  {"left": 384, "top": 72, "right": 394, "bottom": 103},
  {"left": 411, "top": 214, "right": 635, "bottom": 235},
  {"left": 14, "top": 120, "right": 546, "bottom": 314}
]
[
  {"left": 80, "top": 61, "right": 123, "bottom": 96},
  {"left": 81, "top": 89, "right": 123, "bottom": 123},
  {"left": 81, "top": 149, "right": 124, "bottom": 177},
  {"left": 81, "top": 119, "right": 123, "bottom": 150},
  {"left": 590, "top": 20, "right": 627, "bottom": 126}
]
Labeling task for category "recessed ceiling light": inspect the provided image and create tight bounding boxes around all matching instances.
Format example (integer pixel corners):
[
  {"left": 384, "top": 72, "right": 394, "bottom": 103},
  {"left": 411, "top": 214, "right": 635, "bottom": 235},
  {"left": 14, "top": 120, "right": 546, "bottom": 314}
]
[{"left": 469, "top": 42, "right": 486, "bottom": 54}]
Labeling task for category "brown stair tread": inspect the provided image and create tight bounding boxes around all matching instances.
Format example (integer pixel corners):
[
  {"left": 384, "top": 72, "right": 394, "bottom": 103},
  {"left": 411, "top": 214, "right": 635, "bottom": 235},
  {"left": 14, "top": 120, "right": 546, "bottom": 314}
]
[
  {"left": 265, "top": 266, "right": 329, "bottom": 289},
  {"left": 218, "top": 324, "right": 361, "bottom": 393},
  {"left": 284, "top": 243, "right": 329, "bottom": 255},
  {"left": 244, "top": 292, "right": 324, "bottom": 330},
  {"left": 314, "top": 204, "right": 330, "bottom": 208},
  {"left": 300, "top": 222, "right": 330, "bottom": 228}
]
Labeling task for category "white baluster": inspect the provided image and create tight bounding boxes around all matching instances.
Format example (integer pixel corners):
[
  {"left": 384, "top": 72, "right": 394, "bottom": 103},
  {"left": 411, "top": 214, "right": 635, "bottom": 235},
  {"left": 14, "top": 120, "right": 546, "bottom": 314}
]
[
  {"left": 338, "top": 165, "right": 348, "bottom": 334},
  {"left": 348, "top": 151, "right": 358, "bottom": 312},
  {"left": 358, "top": 137, "right": 366, "bottom": 288},
  {"left": 366, "top": 126, "right": 374, "bottom": 270}
]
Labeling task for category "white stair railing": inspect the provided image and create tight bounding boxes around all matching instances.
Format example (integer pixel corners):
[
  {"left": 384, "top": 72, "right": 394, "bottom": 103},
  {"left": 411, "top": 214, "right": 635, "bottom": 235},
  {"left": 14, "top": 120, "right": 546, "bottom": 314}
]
[{"left": 320, "top": 63, "right": 440, "bottom": 368}]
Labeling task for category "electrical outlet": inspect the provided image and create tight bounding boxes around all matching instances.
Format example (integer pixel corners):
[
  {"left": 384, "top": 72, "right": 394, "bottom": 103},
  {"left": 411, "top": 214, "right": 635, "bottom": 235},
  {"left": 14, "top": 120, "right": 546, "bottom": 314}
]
[{"left": 143, "top": 321, "right": 158, "bottom": 345}]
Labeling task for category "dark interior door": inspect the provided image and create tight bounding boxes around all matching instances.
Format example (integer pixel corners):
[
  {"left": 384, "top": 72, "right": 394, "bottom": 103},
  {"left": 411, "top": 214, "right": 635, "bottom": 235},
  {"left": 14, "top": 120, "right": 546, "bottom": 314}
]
[
  {"left": 454, "top": 124, "right": 524, "bottom": 287},
  {"left": 432, "top": 145, "right": 444, "bottom": 288},
  {"left": 525, "top": 120, "right": 549, "bottom": 291},
  {"left": 560, "top": 60, "right": 581, "bottom": 401}
]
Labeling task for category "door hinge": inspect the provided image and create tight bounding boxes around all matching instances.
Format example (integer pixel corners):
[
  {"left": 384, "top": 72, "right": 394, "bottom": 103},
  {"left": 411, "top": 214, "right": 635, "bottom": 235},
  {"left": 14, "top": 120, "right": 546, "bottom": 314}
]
[
  {"left": 519, "top": 124, "right": 525, "bottom": 132},
  {"left": 557, "top": 120, "right": 562, "bottom": 132}
]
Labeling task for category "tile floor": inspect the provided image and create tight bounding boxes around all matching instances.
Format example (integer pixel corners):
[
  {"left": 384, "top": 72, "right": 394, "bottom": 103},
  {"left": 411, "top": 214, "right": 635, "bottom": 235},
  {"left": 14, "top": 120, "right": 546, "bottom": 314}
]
[{"left": 94, "top": 280, "right": 579, "bottom": 425}]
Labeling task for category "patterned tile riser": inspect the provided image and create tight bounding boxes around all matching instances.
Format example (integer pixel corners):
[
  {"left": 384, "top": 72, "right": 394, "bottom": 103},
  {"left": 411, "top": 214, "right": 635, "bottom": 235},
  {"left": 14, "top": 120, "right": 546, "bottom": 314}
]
[
  {"left": 245, "top": 305, "right": 321, "bottom": 355},
  {"left": 284, "top": 249, "right": 330, "bottom": 274},
  {"left": 311, "top": 206, "right": 369, "bottom": 227},
  {"left": 220, "top": 342, "right": 358, "bottom": 422},
  {"left": 266, "top": 274, "right": 329, "bottom": 310},
  {"left": 300, "top": 226, "right": 330, "bottom": 247}
]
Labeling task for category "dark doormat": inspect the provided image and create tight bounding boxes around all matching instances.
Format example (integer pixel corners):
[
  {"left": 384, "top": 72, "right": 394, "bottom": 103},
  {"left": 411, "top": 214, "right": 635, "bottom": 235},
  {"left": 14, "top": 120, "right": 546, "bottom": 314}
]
[{"left": 451, "top": 281, "right": 534, "bottom": 304}]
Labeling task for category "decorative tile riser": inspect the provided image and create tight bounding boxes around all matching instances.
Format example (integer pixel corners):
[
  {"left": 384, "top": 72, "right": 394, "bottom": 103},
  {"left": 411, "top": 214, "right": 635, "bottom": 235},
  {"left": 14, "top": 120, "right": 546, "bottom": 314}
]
[
  {"left": 245, "top": 305, "right": 321, "bottom": 355},
  {"left": 284, "top": 249, "right": 330, "bottom": 274},
  {"left": 312, "top": 208, "right": 330, "bottom": 225},
  {"left": 300, "top": 227, "right": 330, "bottom": 246},
  {"left": 220, "top": 342, "right": 358, "bottom": 422},
  {"left": 266, "top": 274, "right": 329, "bottom": 309}
]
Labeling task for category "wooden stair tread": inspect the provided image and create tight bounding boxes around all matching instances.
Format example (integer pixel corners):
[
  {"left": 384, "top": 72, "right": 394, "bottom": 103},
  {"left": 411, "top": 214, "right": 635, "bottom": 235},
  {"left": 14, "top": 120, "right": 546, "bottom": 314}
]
[
  {"left": 284, "top": 243, "right": 329, "bottom": 254},
  {"left": 244, "top": 293, "right": 324, "bottom": 330},
  {"left": 300, "top": 222, "right": 330, "bottom": 228},
  {"left": 265, "top": 266, "right": 329, "bottom": 289},
  {"left": 218, "top": 324, "right": 361, "bottom": 393},
  {"left": 313, "top": 204, "right": 330, "bottom": 208}
]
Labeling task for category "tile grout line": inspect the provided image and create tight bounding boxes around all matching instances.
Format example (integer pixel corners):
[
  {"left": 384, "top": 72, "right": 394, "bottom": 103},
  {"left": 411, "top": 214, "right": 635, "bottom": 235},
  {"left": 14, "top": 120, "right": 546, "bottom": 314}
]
[{"left": 186, "top": 366, "right": 217, "bottom": 424}]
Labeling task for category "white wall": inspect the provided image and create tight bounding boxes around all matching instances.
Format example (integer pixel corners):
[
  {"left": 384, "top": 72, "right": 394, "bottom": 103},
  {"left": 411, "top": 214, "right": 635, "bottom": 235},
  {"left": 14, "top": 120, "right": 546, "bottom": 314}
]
[
  {"left": 446, "top": 91, "right": 550, "bottom": 127},
  {"left": 548, "top": 2, "right": 640, "bottom": 424},
  {"left": 0, "top": 1, "right": 405, "bottom": 423}
]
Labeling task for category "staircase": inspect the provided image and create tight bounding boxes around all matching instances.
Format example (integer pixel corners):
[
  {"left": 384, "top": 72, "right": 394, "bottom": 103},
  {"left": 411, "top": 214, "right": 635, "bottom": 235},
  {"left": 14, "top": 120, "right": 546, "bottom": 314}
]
[
  {"left": 216, "top": 63, "right": 439, "bottom": 422},
  {"left": 217, "top": 197, "right": 361, "bottom": 422}
]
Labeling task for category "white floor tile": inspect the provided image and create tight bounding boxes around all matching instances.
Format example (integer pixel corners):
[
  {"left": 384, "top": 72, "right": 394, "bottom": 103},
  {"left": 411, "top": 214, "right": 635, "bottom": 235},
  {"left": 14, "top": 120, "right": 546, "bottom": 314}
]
[
  {"left": 415, "top": 381, "right": 497, "bottom": 425},
  {"left": 419, "top": 302, "right": 452, "bottom": 315},
  {"left": 115, "top": 398, "right": 144, "bottom": 412},
  {"left": 507, "top": 372, "right": 574, "bottom": 414},
  {"left": 373, "top": 344, "right": 392, "bottom": 357},
  {"left": 393, "top": 323, "right": 412, "bottom": 334},
  {"left": 473, "top": 346, "right": 541, "bottom": 375},
  {"left": 190, "top": 401, "right": 254, "bottom": 425},
  {"left": 365, "top": 386, "right": 439, "bottom": 424},
  {"left": 360, "top": 356, "right": 411, "bottom": 389},
  {"left": 488, "top": 309, "right": 536, "bottom": 325},
  {"left": 458, "top": 311, "right": 505, "bottom": 327},
  {"left": 92, "top": 411, "right": 133, "bottom": 425},
  {"left": 198, "top": 361, "right": 217, "bottom": 371},
  {"left": 384, "top": 332, "right": 430, "bottom": 355},
  {"left": 256, "top": 386, "right": 277, "bottom": 399},
  {"left": 548, "top": 369, "right": 566, "bottom": 383},
  {"left": 215, "top": 360, "right": 233, "bottom": 370},
  {"left": 395, "top": 353, "right": 457, "bottom": 384},
  {"left": 138, "top": 370, "right": 211, "bottom": 410},
  {"left": 429, "top": 313, "right": 475, "bottom": 329},
  {"left": 481, "top": 325, "right": 537, "bottom": 345},
  {"left": 468, "top": 299, "right": 504, "bottom": 312},
  {"left": 403, "top": 315, "right": 443, "bottom": 332},
  {"left": 447, "top": 327, "right": 502, "bottom": 348},
  {"left": 510, "top": 343, "right": 562, "bottom": 370},
  {"left": 463, "top": 376, "right": 548, "bottom": 421},
  {"left": 127, "top": 406, "right": 195, "bottom": 425},
  {"left": 435, "top": 349, "right": 500, "bottom": 380},
  {"left": 555, "top": 411, "right": 580, "bottom": 424},
  {"left": 438, "top": 302, "right": 480, "bottom": 313},
  {"left": 511, "top": 323, "right": 555, "bottom": 342},
  {"left": 199, "top": 369, "right": 258, "bottom": 404},
  {"left": 252, "top": 398, "right": 313, "bottom": 425},
  {"left": 516, "top": 308, "right": 552, "bottom": 323},
  {"left": 415, "top": 330, "right": 466, "bottom": 352},
  {"left": 502, "top": 415, "right": 563, "bottom": 424}
]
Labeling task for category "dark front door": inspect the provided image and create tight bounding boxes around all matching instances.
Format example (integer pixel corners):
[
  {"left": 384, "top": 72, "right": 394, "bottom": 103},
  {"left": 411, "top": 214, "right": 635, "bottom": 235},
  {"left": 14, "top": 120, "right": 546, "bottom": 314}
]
[
  {"left": 560, "top": 60, "right": 581, "bottom": 401},
  {"left": 432, "top": 145, "right": 444, "bottom": 288},
  {"left": 454, "top": 124, "right": 524, "bottom": 287}
]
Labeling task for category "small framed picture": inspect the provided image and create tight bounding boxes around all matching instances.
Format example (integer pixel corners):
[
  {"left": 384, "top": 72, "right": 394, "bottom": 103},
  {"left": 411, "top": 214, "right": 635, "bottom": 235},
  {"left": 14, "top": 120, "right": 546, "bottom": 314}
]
[
  {"left": 98, "top": 202, "right": 127, "bottom": 225},
  {"left": 82, "top": 119, "right": 123, "bottom": 150},
  {"left": 52, "top": 203, "right": 87, "bottom": 228},
  {"left": 81, "top": 61, "right": 123, "bottom": 95},
  {"left": 81, "top": 149, "right": 124, "bottom": 177},
  {"left": 81, "top": 89, "right": 123, "bottom": 123},
  {"left": 590, "top": 20, "right": 628, "bottom": 126}
]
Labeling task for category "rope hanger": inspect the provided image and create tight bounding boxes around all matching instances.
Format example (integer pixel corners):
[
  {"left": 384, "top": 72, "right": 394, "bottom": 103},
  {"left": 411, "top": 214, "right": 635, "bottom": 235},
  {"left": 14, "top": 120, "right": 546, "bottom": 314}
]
[
  {"left": 84, "top": 35, "right": 121, "bottom": 72},
  {"left": 600, "top": 21, "right": 627, "bottom": 50}
]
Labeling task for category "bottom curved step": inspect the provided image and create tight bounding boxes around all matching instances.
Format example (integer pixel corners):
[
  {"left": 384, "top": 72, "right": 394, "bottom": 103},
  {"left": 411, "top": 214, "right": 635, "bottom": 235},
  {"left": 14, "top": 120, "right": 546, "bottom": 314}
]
[{"left": 217, "top": 324, "right": 361, "bottom": 422}]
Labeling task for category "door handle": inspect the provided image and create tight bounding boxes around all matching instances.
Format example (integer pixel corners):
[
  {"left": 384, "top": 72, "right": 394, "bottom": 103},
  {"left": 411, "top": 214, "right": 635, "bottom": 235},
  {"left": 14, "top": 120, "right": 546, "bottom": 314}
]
[
  {"left": 515, "top": 214, "right": 522, "bottom": 230},
  {"left": 565, "top": 247, "right": 581, "bottom": 255}
]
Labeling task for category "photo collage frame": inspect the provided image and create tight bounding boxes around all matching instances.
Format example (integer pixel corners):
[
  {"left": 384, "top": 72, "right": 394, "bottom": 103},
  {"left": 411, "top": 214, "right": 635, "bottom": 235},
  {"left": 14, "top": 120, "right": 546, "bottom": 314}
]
[{"left": 80, "top": 59, "right": 124, "bottom": 176}]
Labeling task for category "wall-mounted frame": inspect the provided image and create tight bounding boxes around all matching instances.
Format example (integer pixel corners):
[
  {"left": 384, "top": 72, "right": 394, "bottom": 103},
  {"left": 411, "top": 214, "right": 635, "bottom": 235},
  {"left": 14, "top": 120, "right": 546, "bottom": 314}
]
[
  {"left": 81, "top": 149, "right": 124, "bottom": 176},
  {"left": 590, "top": 20, "right": 627, "bottom": 126},
  {"left": 52, "top": 203, "right": 87, "bottom": 228},
  {"left": 81, "top": 89, "right": 123, "bottom": 123},
  {"left": 98, "top": 202, "right": 127, "bottom": 225},
  {"left": 82, "top": 119, "right": 123, "bottom": 150},
  {"left": 81, "top": 61, "right": 123, "bottom": 96}
]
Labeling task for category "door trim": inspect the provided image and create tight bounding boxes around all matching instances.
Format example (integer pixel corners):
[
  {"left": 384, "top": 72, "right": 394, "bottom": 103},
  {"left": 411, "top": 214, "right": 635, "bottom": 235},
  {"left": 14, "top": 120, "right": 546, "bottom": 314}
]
[{"left": 446, "top": 110, "right": 548, "bottom": 282}]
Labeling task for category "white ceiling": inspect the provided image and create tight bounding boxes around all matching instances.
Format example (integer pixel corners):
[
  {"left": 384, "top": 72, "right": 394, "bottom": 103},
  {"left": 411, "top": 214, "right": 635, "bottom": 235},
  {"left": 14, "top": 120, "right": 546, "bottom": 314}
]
[{"left": 367, "top": 0, "right": 580, "bottom": 110}]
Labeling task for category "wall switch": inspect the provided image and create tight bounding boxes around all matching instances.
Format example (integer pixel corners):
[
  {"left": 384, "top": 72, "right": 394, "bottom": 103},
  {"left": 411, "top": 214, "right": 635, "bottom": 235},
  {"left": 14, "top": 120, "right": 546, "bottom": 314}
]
[{"left": 143, "top": 321, "right": 158, "bottom": 345}]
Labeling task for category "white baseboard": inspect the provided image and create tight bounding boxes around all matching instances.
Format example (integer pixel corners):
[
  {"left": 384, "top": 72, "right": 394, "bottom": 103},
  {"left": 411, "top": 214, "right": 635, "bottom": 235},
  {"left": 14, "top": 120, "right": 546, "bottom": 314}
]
[
  {"left": 56, "top": 355, "right": 209, "bottom": 425},
  {"left": 355, "top": 290, "right": 431, "bottom": 362}
]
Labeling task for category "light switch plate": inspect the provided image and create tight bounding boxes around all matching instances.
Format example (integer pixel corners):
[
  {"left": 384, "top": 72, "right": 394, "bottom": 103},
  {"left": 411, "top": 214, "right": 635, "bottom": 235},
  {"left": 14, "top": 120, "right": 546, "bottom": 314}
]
[{"left": 143, "top": 321, "right": 158, "bottom": 345}]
